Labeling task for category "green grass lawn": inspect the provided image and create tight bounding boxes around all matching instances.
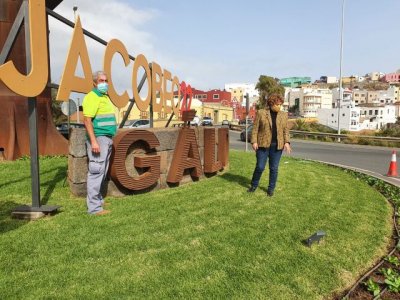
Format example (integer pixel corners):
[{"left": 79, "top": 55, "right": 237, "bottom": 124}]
[{"left": 0, "top": 151, "right": 392, "bottom": 299}]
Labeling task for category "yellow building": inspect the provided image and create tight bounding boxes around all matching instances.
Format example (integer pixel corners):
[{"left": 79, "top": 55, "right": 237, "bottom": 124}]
[
  {"left": 230, "top": 87, "right": 244, "bottom": 102},
  {"left": 118, "top": 101, "right": 181, "bottom": 127},
  {"left": 201, "top": 103, "right": 234, "bottom": 124}
]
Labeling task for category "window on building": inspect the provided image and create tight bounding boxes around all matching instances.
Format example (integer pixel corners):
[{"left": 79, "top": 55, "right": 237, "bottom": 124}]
[
  {"left": 342, "top": 113, "right": 345, "bottom": 117},
  {"left": 369, "top": 110, "right": 372, "bottom": 115},
  {"left": 213, "top": 94, "right": 219, "bottom": 99},
  {"left": 158, "top": 112, "right": 168, "bottom": 119},
  {"left": 331, "top": 114, "right": 334, "bottom": 117},
  {"left": 375, "top": 110, "right": 378, "bottom": 115}
]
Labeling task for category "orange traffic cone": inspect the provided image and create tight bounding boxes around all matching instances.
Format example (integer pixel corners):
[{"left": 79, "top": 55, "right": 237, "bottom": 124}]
[{"left": 387, "top": 150, "right": 398, "bottom": 177}]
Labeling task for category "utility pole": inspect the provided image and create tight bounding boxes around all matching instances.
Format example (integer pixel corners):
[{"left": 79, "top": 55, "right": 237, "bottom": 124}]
[
  {"left": 337, "top": 0, "right": 345, "bottom": 142},
  {"left": 245, "top": 93, "right": 249, "bottom": 152}
]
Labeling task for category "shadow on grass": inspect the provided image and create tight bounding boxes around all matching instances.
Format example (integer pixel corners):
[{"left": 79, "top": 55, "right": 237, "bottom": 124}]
[
  {"left": 0, "top": 201, "right": 28, "bottom": 234},
  {"left": 0, "top": 166, "right": 66, "bottom": 190},
  {"left": 219, "top": 172, "right": 250, "bottom": 189},
  {"left": 41, "top": 166, "right": 67, "bottom": 205}
]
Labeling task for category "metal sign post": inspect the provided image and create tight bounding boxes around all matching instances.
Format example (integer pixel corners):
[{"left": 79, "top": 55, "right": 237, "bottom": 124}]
[
  {"left": 28, "top": 97, "right": 41, "bottom": 208},
  {"left": 245, "top": 93, "right": 249, "bottom": 152},
  {"left": 11, "top": 0, "right": 60, "bottom": 219}
]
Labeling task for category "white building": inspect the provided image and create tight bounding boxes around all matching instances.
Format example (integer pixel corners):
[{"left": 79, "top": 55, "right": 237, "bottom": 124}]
[
  {"left": 359, "top": 105, "right": 397, "bottom": 129},
  {"left": 318, "top": 105, "right": 363, "bottom": 131},
  {"left": 367, "top": 72, "right": 385, "bottom": 81},
  {"left": 386, "top": 85, "right": 399, "bottom": 103},
  {"left": 284, "top": 87, "right": 301, "bottom": 112},
  {"left": 355, "top": 76, "right": 366, "bottom": 82},
  {"left": 300, "top": 88, "right": 333, "bottom": 118},
  {"left": 224, "top": 83, "right": 259, "bottom": 106},
  {"left": 318, "top": 103, "right": 396, "bottom": 131},
  {"left": 331, "top": 87, "right": 352, "bottom": 108},
  {"left": 326, "top": 76, "right": 338, "bottom": 84},
  {"left": 320, "top": 76, "right": 338, "bottom": 83}
]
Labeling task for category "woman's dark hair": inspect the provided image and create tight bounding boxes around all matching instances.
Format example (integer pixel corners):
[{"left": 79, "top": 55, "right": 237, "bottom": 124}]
[{"left": 267, "top": 94, "right": 283, "bottom": 107}]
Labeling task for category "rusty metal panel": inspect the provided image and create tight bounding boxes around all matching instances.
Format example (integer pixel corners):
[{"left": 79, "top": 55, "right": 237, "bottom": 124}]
[
  {"left": 0, "top": 1, "right": 7, "bottom": 21},
  {"left": 203, "top": 128, "right": 222, "bottom": 173},
  {"left": 0, "top": 0, "right": 68, "bottom": 160},
  {"left": 111, "top": 130, "right": 161, "bottom": 191},
  {"left": 167, "top": 128, "right": 202, "bottom": 183},
  {"left": 181, "top": 109, "right": 196, "bottom": 122}
]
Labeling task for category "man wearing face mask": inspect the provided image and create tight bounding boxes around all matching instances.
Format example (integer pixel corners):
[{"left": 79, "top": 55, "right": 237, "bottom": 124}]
[
  {"left": 82, "top": 71, "right": 117, "bottom": 215},
  {"left": 247, "top": 94, "right": 291, "bottom": 197}
]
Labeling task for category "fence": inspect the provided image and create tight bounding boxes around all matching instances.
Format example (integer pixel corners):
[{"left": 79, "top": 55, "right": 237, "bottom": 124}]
[{"left": 229, "top": 125, "right": 400, "bottom": 146}]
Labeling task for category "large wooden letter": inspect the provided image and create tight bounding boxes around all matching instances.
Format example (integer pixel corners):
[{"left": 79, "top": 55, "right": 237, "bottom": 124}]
[
  {"left": 132, "top": 54, "right": 151, "bottom": 111},
  {"left": 0, "top": 0, "right": 48, "bottom": 97},
  {"left": 111, "top": 130, "right": 160, "bottom": 191},
  {"left": 218, "top": 127, "right": 229, "bottom": 167},
  {"left": 151, "top": 62, "right": 163, "bottom": 113},
  {"left": 167, "top": 128, "right": 203, "bottom": 183},
  {"left": 203, "top": 128, "right": 222, "bottom": 173},
  {"left": 162, "top": 69, "right": 172, "bottom": 114},
  {"left": 171, "top": 76, "right": 181, "bottom": 116},
  {"left": 104, "top": 39, "right": 130, "bottom": 108},
  {"left": 56, "top": 16, "right": 93, "bottom": 101}
]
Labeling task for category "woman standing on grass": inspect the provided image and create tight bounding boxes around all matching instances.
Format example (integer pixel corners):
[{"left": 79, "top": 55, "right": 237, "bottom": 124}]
[{"left": 247, "top": 94, "right": 291, "bottom": 197}]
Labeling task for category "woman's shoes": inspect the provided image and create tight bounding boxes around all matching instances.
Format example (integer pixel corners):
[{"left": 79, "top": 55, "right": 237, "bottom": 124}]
[{"left": 247, "top": 186, "right": 257, "bottom": 192}]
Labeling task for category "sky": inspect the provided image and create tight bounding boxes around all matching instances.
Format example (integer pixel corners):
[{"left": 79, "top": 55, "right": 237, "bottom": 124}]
[{"left": 49, "top": 0, "right": 400, "bottom": 94}]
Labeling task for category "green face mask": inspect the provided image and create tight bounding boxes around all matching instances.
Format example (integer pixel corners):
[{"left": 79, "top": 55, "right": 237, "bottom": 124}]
[{"left": 271, "top": 105, "right": 281, "bottom": 112}]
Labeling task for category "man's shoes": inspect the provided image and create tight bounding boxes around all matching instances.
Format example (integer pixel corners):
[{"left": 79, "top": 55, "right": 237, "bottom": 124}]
[
  {"left": 267, "top": 190, "right": 274, "bottom": 197},
  {"left": 247, "top": 186, "right": 257, "bottom": 193},
  {"left": 95, "top": 210, "right": 111, "bottom": 216}
]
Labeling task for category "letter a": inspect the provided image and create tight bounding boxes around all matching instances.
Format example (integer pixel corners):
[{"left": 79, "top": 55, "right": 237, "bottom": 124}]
[
  {"left": 56, "top": 16, "right": 93, "bottom": 101},
  {"left": 167, "top": 128, "right": 203, "bottom": 183}
]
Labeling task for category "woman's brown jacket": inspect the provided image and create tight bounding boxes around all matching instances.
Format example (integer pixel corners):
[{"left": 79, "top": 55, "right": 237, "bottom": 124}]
[{"left": 250, "top": 109, "right": 290, "bottom": 150}]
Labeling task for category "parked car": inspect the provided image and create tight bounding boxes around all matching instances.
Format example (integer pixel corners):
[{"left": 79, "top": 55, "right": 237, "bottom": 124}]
[
  {"left": 56, "top": 122, "right": 85, "bottom": 139},
  {"left": 240, "top": 124, "right": 253, "bottom": 142},
  {"left": 190, "top": 116, "right": 201, "bottom": 126},
  {"left": 201, "top": 117, "right": 213, "bottom": 126},
  {"left": 221, "top": 120, "right": 230, "bottom": 126},
  {"left": 123, "top": 119, "right": 150, "bottom": 128},
  {"left": 239, "top": 118, "right": 253, "bottom": 125}
]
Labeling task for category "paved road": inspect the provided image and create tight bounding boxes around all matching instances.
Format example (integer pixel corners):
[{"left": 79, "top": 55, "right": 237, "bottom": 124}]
[{"left": 229, "top": 130, "right": 400, "bottom": 187}]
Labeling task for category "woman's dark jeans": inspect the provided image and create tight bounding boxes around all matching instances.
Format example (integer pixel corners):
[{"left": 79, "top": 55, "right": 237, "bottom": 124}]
[{"left": 250, "top": 143, "right": 283, "bottom": 193}]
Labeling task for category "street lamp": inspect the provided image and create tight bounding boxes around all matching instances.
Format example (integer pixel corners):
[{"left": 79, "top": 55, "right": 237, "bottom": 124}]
[{"left": 337, "top": 0, "right": 345, "bottom": 142}]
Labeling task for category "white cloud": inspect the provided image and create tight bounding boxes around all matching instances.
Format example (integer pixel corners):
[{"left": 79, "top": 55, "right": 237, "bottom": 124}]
[
  {"left": 49, "top": 0, "right": 159, "bottom": 99},
  {"left": 48, "top": 0, "right": 227, "bottom": 97}
]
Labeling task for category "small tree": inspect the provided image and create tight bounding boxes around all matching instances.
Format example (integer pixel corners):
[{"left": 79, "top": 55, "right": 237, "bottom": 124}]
[
  {"left": 51, "top": 88, "right": 67, "bottom": 124},
  {"left": 255, "top": 75, "right": 284, "bottom": 108}
]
